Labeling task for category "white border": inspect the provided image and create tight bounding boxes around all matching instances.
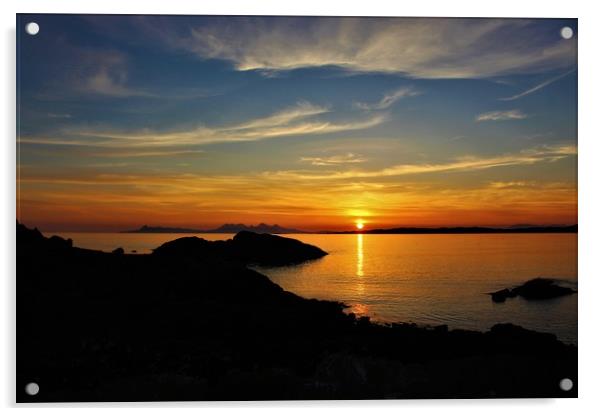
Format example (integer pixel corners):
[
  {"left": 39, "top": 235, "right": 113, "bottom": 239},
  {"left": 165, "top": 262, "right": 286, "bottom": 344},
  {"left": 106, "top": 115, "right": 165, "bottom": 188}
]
[{"left": 3, "top": 1, "right": 602, "bottom": 414}]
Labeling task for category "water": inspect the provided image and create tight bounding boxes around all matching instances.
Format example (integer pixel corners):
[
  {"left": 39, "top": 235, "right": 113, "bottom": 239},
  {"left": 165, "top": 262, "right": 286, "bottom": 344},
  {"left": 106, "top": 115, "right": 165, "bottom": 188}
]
[
  {"left": 59, "top": 232, "right": 577, "bottom": 343},
  {"left": 59, "top": 232, "right": 236, "bottom": 254}
]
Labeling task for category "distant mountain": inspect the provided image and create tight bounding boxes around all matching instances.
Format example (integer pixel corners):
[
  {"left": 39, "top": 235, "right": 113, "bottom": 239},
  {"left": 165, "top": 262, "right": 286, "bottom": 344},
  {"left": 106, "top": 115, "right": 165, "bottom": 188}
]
[
  {"left": 123, "top": 223, "right": 303, "bottom": 234},
  {"left": 209, "top": 223, "right": 302, "bottom": 234},
  {"left": 320, "top": 224, "right": 578, "bottom": 234}
]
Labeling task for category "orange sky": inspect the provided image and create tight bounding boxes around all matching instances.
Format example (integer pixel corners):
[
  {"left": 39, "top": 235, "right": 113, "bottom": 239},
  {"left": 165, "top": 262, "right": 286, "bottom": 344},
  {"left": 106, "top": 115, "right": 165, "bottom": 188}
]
[
  {"left": 17, "top": 158, "right": 577, "bottom": 232},
  {"left": 17, "top": 16, "right": 577, "bottom": 232}
]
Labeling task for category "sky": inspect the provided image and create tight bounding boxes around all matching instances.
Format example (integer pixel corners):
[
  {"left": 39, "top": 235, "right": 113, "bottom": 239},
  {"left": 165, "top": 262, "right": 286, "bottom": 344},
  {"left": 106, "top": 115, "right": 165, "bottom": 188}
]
[{"left": 17, "top": 15, "right": 577, "bottom": 232}]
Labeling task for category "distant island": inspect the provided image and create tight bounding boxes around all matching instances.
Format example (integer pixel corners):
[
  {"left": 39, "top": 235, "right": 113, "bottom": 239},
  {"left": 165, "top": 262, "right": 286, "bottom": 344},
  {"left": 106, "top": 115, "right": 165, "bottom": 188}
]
[{"left": 123, "top": 223, "right": 302, "bottom": 234}]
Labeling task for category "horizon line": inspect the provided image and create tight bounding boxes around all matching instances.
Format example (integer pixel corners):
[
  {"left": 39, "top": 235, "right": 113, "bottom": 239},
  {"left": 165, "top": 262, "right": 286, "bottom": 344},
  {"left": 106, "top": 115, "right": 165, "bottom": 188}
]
[{"left": 17, "top": 220, "right": 578, "bottom": 234}]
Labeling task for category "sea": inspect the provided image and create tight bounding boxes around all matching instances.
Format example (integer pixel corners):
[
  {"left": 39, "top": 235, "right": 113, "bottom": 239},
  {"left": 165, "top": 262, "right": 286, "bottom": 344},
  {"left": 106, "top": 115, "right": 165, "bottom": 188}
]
[{"left": 58, "top": 232, "right": 578, "bottom": 344}]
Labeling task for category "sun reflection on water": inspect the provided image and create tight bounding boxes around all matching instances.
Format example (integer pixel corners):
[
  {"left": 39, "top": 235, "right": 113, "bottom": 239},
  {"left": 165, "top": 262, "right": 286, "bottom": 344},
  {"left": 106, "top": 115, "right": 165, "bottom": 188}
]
[{"left": 356, "top": 233, "right": 364, "bottom": 278}]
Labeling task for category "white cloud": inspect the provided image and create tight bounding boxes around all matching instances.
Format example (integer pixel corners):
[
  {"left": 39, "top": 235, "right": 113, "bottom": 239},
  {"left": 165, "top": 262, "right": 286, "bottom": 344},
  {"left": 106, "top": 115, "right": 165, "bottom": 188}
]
[
  {"left": 20, "top": 102, "right": 387, "bottom": 148},
  {"left": 300, "top": 153, "right": 366, "bottom": 166},
  {"left": 475, "top": 109, "right": 529, "bottom": 122},
  {"left": 172, "top": 17, "right": 576, "bottom": 79},
  {"left": 268, "top": 144, "right": 576, "bottom": 180},
  {"left": 499, "top": 69, "right": 575, "bottom": 101},
  {"left": 488, "top": 181, "right": 533, "bottom": 189},
  {"left": 354, "top": 87, "right": 421, "bottom": 110}
]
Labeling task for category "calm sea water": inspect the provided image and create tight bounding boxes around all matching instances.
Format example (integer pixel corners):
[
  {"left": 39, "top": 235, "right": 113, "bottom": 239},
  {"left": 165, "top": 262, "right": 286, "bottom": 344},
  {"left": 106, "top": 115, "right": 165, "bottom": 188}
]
[{"left": 59, "top": 232, "right": 577, "bottom": 343}]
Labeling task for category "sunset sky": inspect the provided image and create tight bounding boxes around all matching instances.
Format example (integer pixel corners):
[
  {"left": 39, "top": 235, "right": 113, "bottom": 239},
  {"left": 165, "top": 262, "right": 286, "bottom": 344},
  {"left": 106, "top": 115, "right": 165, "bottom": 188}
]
[{"left": 17, "top": 15, "right": 577, "bottom": 232}]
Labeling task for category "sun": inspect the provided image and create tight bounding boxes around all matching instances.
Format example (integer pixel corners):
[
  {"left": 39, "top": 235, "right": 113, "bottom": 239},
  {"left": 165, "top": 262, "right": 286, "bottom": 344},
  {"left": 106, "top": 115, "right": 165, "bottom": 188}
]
[{"left": 355, "top": 220, "right": 365, "bottom": 230}]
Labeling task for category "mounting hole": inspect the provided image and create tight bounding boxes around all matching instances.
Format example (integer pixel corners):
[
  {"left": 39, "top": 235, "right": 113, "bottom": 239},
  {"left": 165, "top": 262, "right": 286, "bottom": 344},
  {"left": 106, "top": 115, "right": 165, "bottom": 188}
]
[
  {"left": 25, "top": 22, "right": 39, "bottom": 36},
  {"left": 25, "top": 382, "right": 39, "bottom": 396},
  {"left": 560, "top": 26, "right": 573, "bottom": 40},
  {"left": 559, "top": 378, "right": 573, "bottom": 391}
]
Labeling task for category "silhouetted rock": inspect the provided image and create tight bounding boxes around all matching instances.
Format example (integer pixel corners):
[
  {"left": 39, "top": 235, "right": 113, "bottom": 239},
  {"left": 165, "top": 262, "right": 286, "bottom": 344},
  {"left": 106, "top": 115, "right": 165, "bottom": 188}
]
[
  {"left": 513, "top": 278, "right": 576, "bottom": 299},
  {"left": 112, "top": 247, "right": 125, "bottom": 255},
  {"left": 231, "top": 231, "right": 327, "bottom": 265},
  {"left": 490, "top": 288, "right": 516, "bottom": 303},
  {"left": 152, "top": 231, "right": 327, "bottom": 266},
  {"left": 17, "top": 221, "right": 45, "bottom": 246},
  {"left": 151, "top": 236, "right": 220, "bottom": 258},
  {"left": 16, "top": 222, "right": 576, "bottom": 402},
  {"left": 490, "top": 278, "right": 576, "bottom": 302}
]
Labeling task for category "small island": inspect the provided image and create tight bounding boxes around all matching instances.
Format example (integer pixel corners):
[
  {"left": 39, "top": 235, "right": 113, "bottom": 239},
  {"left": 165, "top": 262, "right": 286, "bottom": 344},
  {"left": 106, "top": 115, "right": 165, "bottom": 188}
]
[{"left": 490, "top": 278, "right": 577, "bottom": 303}]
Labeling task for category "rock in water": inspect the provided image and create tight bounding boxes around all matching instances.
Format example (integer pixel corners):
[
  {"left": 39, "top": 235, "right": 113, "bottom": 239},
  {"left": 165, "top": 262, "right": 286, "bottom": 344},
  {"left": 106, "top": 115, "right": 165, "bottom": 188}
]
[
  {"left": 513, "top": 278, "right": 576, "bottom": 300},
  {"left": 490, "top": 288, "right": 514, "bottom": 303},
  {"left": 231, "top": 231, "right": 327, "bottom": 266},
  {"left": 152, "top": 231, "right": 328, "bottom": 266},
  {"left": 490, "top": 278, "right": 576, "bottom": 302}
]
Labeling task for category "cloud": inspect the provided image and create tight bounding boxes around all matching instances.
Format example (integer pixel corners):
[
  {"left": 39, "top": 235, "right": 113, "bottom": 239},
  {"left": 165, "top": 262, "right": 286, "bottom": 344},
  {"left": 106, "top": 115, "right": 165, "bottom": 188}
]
[
  {"left": 488, "top": 181, "right": 534, "bottom": 189},
  {"left": 78, "top": 51, "right": 152, "bottom": 98},
  {"left": 499, "top": 69, "right": 575, "bottom": 101},
  {"left": 167, "top": 17, "right": 576, "bottom": 79},
  {"left": 47, "top": 113, "right": 72, "bottom": 119},
  {"left": 300, "top": 153, "right": 366, "bottom": 166},
  {"left": 226, "top": 101, "right": 329, "bottom": 131},
  {"left": 92, "top": 149, "right": 206, "bottom": 158},
  {"left": 20, "top": 101, "right": 387, "bottom": 149},
  {"left": 267, "top": 144, "right": 577, "bottom": 181},
  {"left": 354, "top": 87, "right": 421, "bottom": 110},
  {"left": 475, "top": 109, "right": 529, "bottom": 122}
]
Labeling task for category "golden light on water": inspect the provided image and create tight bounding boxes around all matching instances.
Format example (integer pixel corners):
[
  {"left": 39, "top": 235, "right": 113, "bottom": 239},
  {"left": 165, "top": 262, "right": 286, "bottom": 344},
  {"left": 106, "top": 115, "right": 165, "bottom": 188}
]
[{"left": 356, "top": 233, "right": 364, "bottom": 278}]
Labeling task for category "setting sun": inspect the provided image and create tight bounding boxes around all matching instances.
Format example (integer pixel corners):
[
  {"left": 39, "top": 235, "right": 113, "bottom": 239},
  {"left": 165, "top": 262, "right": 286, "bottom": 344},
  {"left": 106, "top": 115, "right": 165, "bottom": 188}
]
[{"left": 356, "top": 220, "right": 365, "bottom": 230}]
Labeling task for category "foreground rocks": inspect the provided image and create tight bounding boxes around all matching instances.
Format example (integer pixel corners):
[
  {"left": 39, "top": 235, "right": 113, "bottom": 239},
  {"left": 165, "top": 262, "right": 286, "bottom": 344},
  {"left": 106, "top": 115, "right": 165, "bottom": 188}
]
[
  {"left": 490, "top": 278, "right": 577, "bottom": 303},
  {"left": 17, "top": 222, "right": 577, "bottom": 401}
]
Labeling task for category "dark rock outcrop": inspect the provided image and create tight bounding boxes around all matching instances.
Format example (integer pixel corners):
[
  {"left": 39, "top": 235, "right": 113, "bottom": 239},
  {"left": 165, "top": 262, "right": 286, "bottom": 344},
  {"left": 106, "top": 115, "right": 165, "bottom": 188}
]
[
  {"left": 17, "top": 222, "right": 576, "bottom": 402},
  {"left": 490, "top": 288, "right": 517, "bottom": 303},
  {"left": 490, "top": 278, "right": 576, "bottom": 302},
  {"left": 152, "top": 230, "right": 327, "bottom": 266}
]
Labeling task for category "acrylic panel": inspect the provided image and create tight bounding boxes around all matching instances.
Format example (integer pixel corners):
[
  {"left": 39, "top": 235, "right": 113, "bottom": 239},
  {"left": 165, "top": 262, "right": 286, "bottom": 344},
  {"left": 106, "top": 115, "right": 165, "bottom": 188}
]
[{"left": 16, "top": 14, "right": 578, "bottom": 402}]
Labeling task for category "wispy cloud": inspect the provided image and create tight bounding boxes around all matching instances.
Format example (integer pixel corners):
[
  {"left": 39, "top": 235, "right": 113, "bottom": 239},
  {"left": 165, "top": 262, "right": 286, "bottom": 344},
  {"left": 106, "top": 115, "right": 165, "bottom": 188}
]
[
  {"left": 78, "top": 51, "right": 152, "bottom": 98},
  {"left": 354, "top": 87, "right": 421, "bottom": 110},
  {"left": 268, "top": 144, "right": 576, "bottom": 181},
  {"left": 225, "top": 101, "right": 328, "bottom": 131},
  {"left": 47, "top": 113, "right": 72, "bottom": 119},
  {"left": 300, "top": 153, "right": 366, "bottom": 166},
  {"left": 20, "top": 101, "right": 387, "bottom": 149},
  {"left": 488, "top": 180, "right": 575, "bottom": 191},
  {"left": 488, "top": 181, "right": 534, "bottom": 189},
  {"left": 92, "top": 149, "right": 206, "bottom": 158},
  {"left": 162, "top": 17, "right": 577, "bottom": 79},
  {"left": 499, "top": 69, "right": 575, "bottom": 101},
  {"left": 475, "top": 109, "right": 529, "bottom": 122}
]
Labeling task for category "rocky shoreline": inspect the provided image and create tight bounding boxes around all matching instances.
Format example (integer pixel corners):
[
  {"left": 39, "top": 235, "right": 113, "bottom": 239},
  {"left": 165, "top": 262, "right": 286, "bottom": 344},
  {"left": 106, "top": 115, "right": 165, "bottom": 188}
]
[{"left": 17, "top": 222, "right": 577, "bottom": 401}]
